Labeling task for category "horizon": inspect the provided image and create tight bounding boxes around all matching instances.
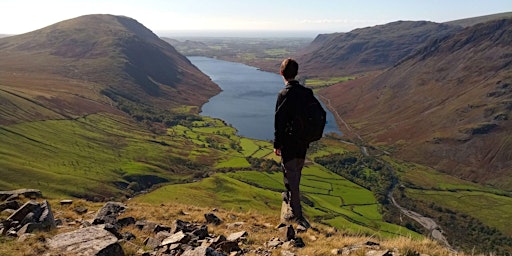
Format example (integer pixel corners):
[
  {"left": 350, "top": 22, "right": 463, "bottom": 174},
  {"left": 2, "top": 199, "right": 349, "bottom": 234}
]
[{"left": 1, "top": 0, "right": 511, "bottom": 37}]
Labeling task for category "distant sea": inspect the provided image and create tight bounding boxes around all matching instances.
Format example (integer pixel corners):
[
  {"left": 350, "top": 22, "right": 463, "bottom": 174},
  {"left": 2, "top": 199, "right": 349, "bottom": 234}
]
[{"left": 189, "top": 56, "right": 341, "bottom": 141}]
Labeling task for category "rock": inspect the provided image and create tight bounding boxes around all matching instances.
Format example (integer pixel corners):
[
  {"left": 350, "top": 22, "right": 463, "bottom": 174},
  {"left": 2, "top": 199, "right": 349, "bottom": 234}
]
[
  {"left": 117, "top": 216, "right": 136, "bottom": 227},
  {"left": 153, "top": 224, "right": 171, "bottom": 233},
  {"left": 210, "top": 234, "right": 227, "bottom": 248},
  {"left": 182, "top": 245, "right": 226, "bottom": 256},
  {"left": 0, "top": 189, "right": 42, "bottom": 201},
  {"left": 74, "top": 206, "right": 88, "bottom": 214},
  {"left": 161, "top": 230, "right": 190, "bottom": 246},
  {"left": 226, "top": 222, "right": 244, "bottom": 229},
  {"left": 38, "top": 200, "right": 56, "bottom": 230},
  {"left": 17, "top": 233, "right": 35, "bottom": 242},
  {"left": 215, "top": 241, "right": 240, "bottom": 253},
  {"left": 265, "top": 238, "right": 282, "bottom": 248},
  {"left": 17, "top": 223, "right": 43, "bottom": 236},
  {"left": 0, "top": 200, "right": 20, "bottom": 212},
  {"left": 366, "top": 250, "right": 393, "bottom": 256},
  {"left": 104, "top": 223, "right": 123, "bottom": 239},
  {"left": 135, "top": 220, "right": 157, "bottom": 231},
  {"left": 92, "top": 202, "right": 126, "bottom": 225},
  {"left": 123, "top": 231, "right": 136, "bottom": 241},
  {"left": 155, "top": 230, "right": 172, "bottom": 242},
  {"left": 173, "top": 219, "right": 197, "bottom": 233},
  {"left": 1, "top": 209, "right": 16, "bottom": 216},
  {"left": 6, "top": 200, "right": 55, "bottom": 235},
  {"left": 365, "top": 241, "right": 380, "bottom": 246},
  {"left": 144, "top": 236, "right": 161, "bottom": 250},
  {"left": 192, "top": 225, "right": 209, "bottom": 240},
  {"left": 60, "top": 200, "right": 73, "bottom": 205},
  {"left": 54, "top": 219, "right": 63, "bottom": 226},
  {"left": 226, "top": 231, "right": 247, "bottom": 242},
  {"left": 48, "top": 224, "right": 124, "bottom": 256},
  {"left": 7, "top": 201, "right": 39, "bottom": 222},
  {"left": 281, "top": 250, "right": 295, "bottom": 256},
  {"left": 205, "top": 212, "right": 222, "bottom": 225}
]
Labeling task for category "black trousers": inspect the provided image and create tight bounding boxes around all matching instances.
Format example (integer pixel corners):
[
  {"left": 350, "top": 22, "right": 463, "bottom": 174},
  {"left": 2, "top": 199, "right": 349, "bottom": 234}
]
[{"left": 281, "top": 157, "right": 305, "bottom": 219}]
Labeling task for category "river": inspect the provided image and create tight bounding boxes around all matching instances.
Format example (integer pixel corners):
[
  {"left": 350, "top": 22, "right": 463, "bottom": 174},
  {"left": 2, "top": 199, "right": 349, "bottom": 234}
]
[{"left": 188, "top": 56, "right": 341, "bottom": 141}]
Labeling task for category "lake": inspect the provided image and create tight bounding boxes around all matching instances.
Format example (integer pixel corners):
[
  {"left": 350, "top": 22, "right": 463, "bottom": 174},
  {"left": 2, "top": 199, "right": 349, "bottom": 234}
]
[{"left": 188, "top": 56, "right": 341, "bottom": 141}]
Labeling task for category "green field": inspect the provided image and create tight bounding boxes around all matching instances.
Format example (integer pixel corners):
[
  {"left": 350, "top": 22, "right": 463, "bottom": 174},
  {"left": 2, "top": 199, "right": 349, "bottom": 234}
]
[
  {"left": 136, "top": 164, "right": 421, "bottom": 238},
  {"left": 3, "top": 103, "right": 509, "bottom": 245},
  {"left": 405, "top": 189, "right": 512, "bottom": 236},
  {"left": 385, "top": 156, "right": 512, "bottom": 237},
  {"left": 0, "top": 113, "right": 248, "bottom": 199},
  {"left": 305, "top": 77, "right": 355, "bottom": 89}
]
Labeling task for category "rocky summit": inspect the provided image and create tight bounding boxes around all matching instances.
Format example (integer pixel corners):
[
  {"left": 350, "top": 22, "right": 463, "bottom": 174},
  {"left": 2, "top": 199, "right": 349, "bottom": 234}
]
[{"left": 0, "top": 189, "right": 451, "bottom": 256}]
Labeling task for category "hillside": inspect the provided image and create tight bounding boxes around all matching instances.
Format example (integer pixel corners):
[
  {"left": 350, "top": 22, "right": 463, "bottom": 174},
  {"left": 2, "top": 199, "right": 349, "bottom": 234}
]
[
  {"left": 0, "top": 14, "right": 220, "bottom": 125},
  {"left": 0, "top": 196, "right": 458, "bottom": 256},
  {"left": 1, "top": 13, "right": 512, "bottom": 254},
  {"left": 319, "top": 18, "right": 512, "bottom": 189},
  {"left": 296, "top": 21, "right": 461, "bottom": 77},
  {"left": 445, "top": 11, "right": 512, "bottom": 27},
  {"left": 0, "top": 14, "right": 223, "bottom": 199}
]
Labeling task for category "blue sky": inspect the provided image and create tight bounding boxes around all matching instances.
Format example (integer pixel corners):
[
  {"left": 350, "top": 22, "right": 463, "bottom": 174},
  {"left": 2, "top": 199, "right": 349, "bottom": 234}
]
[{"left": 1, "top": 0, "right": 511, "bottom": 36}]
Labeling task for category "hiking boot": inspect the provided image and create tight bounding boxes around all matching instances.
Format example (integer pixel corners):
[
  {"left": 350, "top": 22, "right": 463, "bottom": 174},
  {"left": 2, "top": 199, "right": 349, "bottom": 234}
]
[{"left": 295, "top": 216, "right": 311, "bottom": 230}]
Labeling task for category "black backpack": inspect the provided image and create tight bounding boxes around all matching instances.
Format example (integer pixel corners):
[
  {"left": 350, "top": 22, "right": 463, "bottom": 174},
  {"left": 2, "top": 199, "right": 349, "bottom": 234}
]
[{"left": 290, "top": 86, "right": 327, "bottom": 144}]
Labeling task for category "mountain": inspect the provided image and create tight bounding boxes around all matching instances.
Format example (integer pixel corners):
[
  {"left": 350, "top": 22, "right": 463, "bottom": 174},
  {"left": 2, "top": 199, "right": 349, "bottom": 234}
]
[
  {"left": 296, "top": 21, "right": 462, "bottom": 77},
  {"left": 445, "top": 11, "right": 512, "bottom": 28},
  {"left": 0, "top": 14, "right": 220, "bottom": 125},
  {"left": 319, "top": 18, "right": 512, "bottom": 189},
  {"left": 0, "top": 14, "right": 222, "bottom": 199}
]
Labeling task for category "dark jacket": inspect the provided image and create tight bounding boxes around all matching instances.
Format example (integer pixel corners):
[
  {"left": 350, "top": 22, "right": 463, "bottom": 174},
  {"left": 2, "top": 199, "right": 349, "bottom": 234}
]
[{"left": 274, "top": 80, "right": 310, "bottom": 161}]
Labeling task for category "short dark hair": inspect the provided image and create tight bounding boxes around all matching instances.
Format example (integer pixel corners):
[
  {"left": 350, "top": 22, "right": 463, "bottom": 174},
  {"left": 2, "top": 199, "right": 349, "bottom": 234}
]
[{"left": 280, "top": 58, "right": 298, "bottom": 80}]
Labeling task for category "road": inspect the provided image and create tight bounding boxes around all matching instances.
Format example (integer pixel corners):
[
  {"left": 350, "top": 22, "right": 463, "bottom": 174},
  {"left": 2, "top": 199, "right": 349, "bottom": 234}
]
[
  {"left": 318, "top": 94, "right": 455, "bottom": 252},
  {"left": 390, "top": 194, "right": 454, "bottom": 251}
]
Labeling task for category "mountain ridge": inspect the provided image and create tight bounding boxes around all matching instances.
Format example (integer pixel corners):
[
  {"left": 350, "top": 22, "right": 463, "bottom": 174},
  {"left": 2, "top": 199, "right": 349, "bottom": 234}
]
[
  {"left": 296, "top": 20, "right": 462, "bottom": 77},
  {"left": 0, "top": 14, "right": 220, "bottom": 125},
  {"left": 319, "top": 18, "right": 512, "bottom": 189}
]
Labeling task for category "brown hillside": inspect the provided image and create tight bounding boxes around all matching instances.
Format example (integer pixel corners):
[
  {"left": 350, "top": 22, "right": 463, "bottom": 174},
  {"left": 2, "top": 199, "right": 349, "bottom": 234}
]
[
  {"left": 0, "top": 14, "right": 220, "bottom": 125},
  {"left": 296, "top": 21, "right": 461, "bottom": 77},
  {"left": 319, "top": 19, "right": 512, "bottom": 189}
]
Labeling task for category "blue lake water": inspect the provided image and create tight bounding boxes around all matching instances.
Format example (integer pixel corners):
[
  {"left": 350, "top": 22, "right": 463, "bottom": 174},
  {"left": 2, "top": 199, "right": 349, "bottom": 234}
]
[{"left": 188, "top": 56, "right": 341, "bottom": 141}]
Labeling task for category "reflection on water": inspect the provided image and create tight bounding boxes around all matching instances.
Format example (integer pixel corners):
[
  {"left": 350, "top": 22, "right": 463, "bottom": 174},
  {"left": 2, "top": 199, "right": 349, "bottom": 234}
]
[{"left": 189, "top": 56, "right": 341, "bottom": 141}]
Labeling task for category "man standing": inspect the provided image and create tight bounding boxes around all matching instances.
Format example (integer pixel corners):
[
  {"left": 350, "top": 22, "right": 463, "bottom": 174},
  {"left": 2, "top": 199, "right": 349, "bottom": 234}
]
[{"left": 274, "top": 58, "right": 311, "bottom": 229}]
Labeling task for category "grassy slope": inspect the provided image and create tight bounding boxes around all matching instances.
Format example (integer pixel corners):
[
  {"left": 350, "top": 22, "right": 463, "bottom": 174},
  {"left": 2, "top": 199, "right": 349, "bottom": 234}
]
[
  {"left": 5, "top": 102, "right": 508, "bottom": 242},
  {"left": 0, "top": 113, "right": 234, "bottom": 199},
  {"left": 387, "top": 156, "right": 512, "bottom": 236},
  {"left": 134, "top": 132, "right": 421, "bottom": 239}
]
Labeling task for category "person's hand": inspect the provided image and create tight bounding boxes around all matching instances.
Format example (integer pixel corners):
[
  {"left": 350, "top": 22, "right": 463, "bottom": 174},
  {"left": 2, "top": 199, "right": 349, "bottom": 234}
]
[{"left": 274, "top": 148, "right": 281, "bottom": 156}]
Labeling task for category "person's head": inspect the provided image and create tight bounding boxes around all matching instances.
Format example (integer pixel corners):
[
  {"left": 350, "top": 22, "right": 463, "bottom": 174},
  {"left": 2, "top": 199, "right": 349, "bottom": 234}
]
[{"left": 280, "top": 58, "right": 299, "bottom": 81}]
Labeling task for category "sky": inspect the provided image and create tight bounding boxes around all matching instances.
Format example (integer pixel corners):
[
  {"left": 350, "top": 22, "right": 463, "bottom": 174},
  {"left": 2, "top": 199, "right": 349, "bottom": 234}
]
[{"left": 1, "top": 0, "right": 511, "bottom": 37}]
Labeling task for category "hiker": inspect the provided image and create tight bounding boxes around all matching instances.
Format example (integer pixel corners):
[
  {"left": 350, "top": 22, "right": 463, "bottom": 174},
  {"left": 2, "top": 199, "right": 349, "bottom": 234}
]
[{"left": 273, "top": 58, "right": 312, "bottom": 229}]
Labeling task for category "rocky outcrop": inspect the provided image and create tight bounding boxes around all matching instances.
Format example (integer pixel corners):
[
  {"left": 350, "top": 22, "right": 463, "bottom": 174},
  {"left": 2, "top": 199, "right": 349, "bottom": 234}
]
[
  {"left": 0, "top": 193, "right": 55, "bottom": 237},
  {"left": 1, "top": 189, "right": 435, "bottom": 256},
  {"left": 48, "top": 225, "right": 124, "bottom": 256},
  {"left": 0, "top": 189, "right": 42, "bottom": 201},
  {"left": 135, "top": 212, "right": 247, "bottom": 255}
]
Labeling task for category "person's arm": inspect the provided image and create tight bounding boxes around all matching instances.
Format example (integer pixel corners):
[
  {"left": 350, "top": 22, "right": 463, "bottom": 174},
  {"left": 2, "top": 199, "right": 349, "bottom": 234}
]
[{"left": 274, "top": 89, "right": 289, "bottom": 155}]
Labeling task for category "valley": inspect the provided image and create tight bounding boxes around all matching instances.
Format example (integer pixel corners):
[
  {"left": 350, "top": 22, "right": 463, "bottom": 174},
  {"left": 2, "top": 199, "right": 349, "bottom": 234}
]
[{"left": 1, "top": 12, "right": 512, "bottom": 255}]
